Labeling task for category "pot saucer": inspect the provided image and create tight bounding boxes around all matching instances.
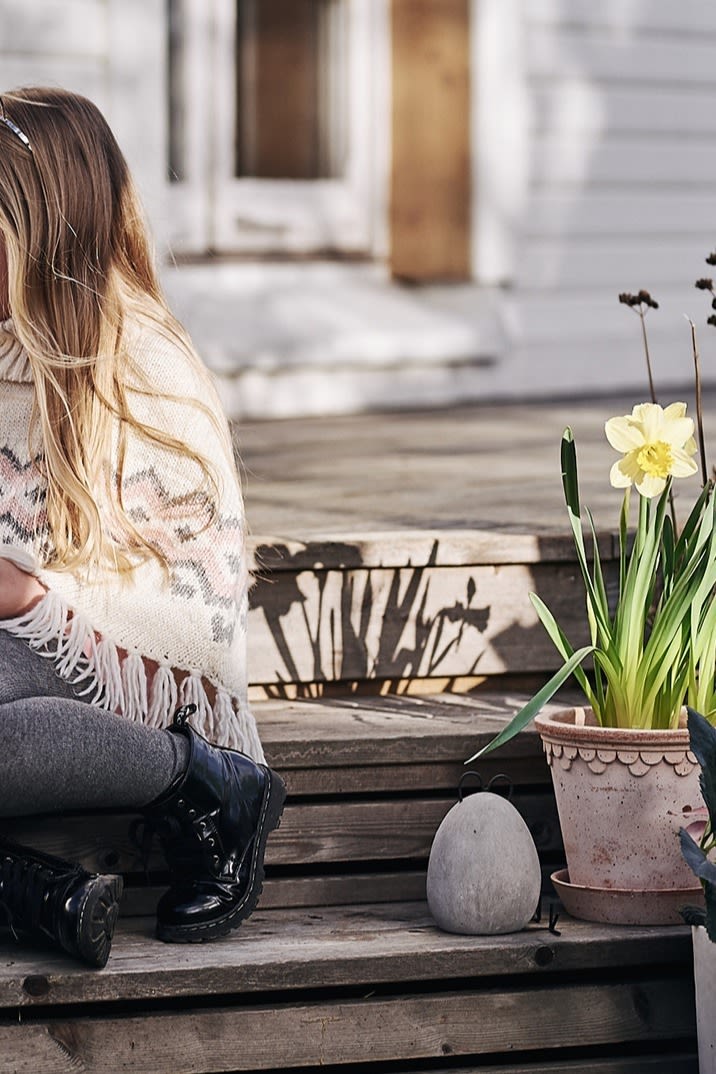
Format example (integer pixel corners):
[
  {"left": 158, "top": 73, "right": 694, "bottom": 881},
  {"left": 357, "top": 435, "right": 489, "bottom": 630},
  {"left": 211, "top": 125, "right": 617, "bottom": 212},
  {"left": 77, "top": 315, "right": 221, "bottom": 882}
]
[{"left": 551, "top": 868, "right": 703, "bottom": 926}]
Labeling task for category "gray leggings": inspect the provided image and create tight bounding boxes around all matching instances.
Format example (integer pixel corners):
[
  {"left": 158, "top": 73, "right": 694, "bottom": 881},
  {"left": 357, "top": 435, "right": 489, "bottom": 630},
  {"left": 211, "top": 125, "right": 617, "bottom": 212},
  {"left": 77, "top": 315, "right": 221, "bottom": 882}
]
[{"left": 0, "top": 630, "right": 188, "bottom": 818}]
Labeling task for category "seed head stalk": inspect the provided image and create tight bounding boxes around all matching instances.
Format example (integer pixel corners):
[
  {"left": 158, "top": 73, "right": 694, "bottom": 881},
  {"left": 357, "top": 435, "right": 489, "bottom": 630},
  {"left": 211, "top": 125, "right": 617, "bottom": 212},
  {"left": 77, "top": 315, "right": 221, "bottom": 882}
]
[
  {"left": 687, "top": 318, "right": 709, "bottom": 487},
  {"left": 639, "top": 310, "right": 657, "bottom": 406},
  {"left": 619, "top": 292, "right": 678, "bottom": 531}
]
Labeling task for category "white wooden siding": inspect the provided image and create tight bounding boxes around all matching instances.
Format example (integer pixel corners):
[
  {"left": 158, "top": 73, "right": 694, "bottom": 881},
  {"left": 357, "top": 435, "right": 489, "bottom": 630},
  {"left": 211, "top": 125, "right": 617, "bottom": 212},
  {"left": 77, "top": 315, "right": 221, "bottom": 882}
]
[
  {"left": 498, "top": 0, "right": 716, "bottom": 399},
  {"left": 2, "top": 0, "right": 716, "bottom": 414},
  {"left": 0, "top": 1, "right": 107, "bottom": 107},
  {"left": 0, "top": 0, "right": 106, "bottom": 55},
  {"left": 0, "top": 1, "right": 168, "bottom": 247}
]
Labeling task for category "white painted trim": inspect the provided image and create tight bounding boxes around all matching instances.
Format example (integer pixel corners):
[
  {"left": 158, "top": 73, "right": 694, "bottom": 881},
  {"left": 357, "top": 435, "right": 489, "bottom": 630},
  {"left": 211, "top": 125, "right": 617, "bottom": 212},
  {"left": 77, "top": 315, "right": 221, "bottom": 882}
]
[{"left": 470, "top": 0, "right": 529, "bottom": 285}]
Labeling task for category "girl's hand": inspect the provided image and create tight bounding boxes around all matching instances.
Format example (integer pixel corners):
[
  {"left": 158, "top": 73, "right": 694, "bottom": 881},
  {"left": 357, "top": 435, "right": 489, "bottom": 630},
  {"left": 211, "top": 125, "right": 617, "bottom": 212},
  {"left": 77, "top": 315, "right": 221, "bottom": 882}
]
[{"left": 0, "top": 558, "right": 46, "bottom": 618}]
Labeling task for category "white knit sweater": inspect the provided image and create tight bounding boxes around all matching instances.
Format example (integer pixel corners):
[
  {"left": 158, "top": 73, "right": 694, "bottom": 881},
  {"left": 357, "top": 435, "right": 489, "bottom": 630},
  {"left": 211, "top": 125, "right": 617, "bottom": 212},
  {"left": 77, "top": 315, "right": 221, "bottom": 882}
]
[{"left": 0, "top": 316, "right": 264, "bottom": 761}]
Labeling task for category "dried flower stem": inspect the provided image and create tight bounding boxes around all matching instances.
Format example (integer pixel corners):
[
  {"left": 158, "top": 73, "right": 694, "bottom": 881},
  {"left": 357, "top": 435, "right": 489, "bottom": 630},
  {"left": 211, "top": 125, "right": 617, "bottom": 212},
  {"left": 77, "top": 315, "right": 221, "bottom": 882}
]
[
  {"left": 687, "top": 317, "right": 708, "bottom": 486},
  {"left": 619, "top": 292, "right": 677, "bottom": 529},
  {"left": 638, "top": 310, "right": 658, "bottom": 405}
]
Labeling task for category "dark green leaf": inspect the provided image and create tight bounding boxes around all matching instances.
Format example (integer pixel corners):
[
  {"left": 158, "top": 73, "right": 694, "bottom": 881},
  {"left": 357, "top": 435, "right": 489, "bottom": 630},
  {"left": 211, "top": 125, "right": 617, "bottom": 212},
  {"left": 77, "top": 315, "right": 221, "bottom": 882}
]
[
  {"left": 560, "top": 429, "right": 580, "bottom": 518},
  {"left": 675, "top": 481, "right": 714, "bottom": 565},
  {"left": 706, "top": 883, "right": 716, "bottom": 943},
  {"left": 687, "top": 707, "right": 716, "bottom": 820},
  {"left": 465, "top": 646, "right": 594, "bottom": 762},
  {"left": 680, "top": 904, "right": 707, "bottom": 927},
  {"left": 680, "top": 827, "right": 716, "bottom": 886},
  {"left": 661, "top": 514, "right": 675, "bottom": 595}
]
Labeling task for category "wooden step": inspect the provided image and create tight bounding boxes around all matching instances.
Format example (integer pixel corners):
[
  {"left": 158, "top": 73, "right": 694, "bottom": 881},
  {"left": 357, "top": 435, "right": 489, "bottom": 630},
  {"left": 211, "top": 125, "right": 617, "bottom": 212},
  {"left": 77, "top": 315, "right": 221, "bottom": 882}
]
[
  {"left": 246, "top": 531, "right": 613, "bottom": 693},
  {"left": 0, "top": 902, "right": 696, "bottom": 1073},
  {"left": 0, "top": 680, "right": 698, "bottom": 1071},
  {"left": 1, "top": 692, "right": 565, "bottom": 912},
  {"left": 239, "top": 401, "right": 629, "bottom": 695}
]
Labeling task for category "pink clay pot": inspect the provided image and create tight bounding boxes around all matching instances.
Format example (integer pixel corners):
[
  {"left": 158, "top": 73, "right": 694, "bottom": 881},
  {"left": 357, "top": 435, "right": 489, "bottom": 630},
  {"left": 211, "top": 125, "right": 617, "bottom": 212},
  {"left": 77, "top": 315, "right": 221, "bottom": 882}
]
[{"left": 534, "top": 706, "right": 703, "bottom": 893}]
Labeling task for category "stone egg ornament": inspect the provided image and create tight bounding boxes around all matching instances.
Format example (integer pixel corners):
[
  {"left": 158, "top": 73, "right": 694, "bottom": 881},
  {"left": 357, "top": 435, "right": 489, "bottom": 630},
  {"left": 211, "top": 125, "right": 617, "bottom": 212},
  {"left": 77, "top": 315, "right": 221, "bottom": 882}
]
[{"left": 427, "top": 779, "right": 541, "bottom": 935}]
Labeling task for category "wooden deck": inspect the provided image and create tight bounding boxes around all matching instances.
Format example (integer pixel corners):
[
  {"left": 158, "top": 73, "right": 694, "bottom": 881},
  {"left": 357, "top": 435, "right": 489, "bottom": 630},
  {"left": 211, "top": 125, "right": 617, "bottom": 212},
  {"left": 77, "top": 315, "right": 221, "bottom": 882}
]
[
  {"left": 0, "top": 397, "right": 707, "bottom": 1071},
  {"left": 237, "top": 393, "right": 716, "bottom": 540},
  {"left": 239, "top": 396, "right": 714, "bottom": 698},
  {"left": 0, "top": 694, "right": 699, "bottom": 1072},
  {"left": 0, "top": 904, "right": 696, "bottom": 1072},
  {"left": 3, "top": 693, "right": 564, "bottom": 913}
]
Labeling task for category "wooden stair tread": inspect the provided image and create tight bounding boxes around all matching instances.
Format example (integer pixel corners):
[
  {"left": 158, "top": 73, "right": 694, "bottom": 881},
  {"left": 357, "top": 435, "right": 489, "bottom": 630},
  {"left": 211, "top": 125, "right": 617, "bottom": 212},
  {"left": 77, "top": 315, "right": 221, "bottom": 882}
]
[
  {"left": 247, "top": 527, "right": 612, "bottom": 571},
  {"left": 253, "top": 690, "right": 573, "bottom": 767},
  {"left": 1, "top": 974, "right": 695, "bottom": 1073},
  {"left": 2, "top": 691, "right": 565, "bottom": 912},
  {"left": 0, "top": 901, "right": 692, "bottom": 1008},
  {"left": 239, "top": 400, "right": 638, "bottom": 544}
]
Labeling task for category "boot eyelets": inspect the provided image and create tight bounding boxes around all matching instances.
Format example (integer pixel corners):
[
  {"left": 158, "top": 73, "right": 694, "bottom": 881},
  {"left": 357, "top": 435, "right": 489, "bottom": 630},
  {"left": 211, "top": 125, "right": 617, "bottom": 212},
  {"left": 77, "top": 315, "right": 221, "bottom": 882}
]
[{"left": 145, "top": 713, "right": 286, "bottom": 938}]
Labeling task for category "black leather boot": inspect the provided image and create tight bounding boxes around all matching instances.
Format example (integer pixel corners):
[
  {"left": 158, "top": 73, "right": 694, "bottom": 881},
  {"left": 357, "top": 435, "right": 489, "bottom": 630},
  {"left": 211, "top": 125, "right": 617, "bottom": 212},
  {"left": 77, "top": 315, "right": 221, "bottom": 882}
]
[
  {"left": 0, "top": 836, "right": 122, "bottom": 968},
  {"left": 141, "top": 705, "right": 286, "bottom": 943}
]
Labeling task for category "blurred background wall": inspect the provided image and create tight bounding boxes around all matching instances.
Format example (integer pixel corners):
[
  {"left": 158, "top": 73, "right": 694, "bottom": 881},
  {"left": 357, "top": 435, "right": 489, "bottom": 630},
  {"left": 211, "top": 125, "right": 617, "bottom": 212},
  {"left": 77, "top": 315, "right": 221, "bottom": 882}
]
[{"left": 1, "top": 0, "right": 715, "bottom": 419}]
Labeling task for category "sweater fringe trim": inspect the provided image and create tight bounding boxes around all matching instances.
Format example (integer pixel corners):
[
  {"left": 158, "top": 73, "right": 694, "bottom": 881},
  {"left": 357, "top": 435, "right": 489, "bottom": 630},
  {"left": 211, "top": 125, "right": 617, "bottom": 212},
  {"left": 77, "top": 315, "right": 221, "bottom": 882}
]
[{"left": 0, "top": 589, "right": 265, "bottom": 762}]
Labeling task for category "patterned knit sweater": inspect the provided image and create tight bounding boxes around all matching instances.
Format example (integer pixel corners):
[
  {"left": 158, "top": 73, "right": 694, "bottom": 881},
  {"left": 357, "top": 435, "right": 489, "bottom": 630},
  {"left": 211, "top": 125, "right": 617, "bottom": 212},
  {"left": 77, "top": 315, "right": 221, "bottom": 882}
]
[{"left": 0, "top": 316, "right": 264, "bottom": 762}]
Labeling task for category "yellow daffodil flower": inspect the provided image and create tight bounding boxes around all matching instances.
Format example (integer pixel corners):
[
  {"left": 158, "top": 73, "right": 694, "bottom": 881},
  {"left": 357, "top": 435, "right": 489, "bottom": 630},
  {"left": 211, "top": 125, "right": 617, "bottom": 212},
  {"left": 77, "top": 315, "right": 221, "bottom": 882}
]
[{"left": 605, "top": 402, "right": 698, "bottom": 498}]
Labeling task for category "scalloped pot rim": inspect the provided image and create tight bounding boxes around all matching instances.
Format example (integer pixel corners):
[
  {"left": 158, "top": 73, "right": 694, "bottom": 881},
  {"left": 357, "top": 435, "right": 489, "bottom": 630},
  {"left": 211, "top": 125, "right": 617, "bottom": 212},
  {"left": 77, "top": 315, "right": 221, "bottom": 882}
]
[
  {"left": 534, "top": 706, "right": 691, "bottom": 752},
  {"left": 534, "top": 704, "right": 701, "bottom": 907}
]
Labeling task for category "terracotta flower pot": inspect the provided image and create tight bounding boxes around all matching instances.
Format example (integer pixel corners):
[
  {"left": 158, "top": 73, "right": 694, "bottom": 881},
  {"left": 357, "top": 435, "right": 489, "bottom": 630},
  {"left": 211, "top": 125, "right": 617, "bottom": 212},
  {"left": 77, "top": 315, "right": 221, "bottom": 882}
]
[{"left": 534, "top": 706, "right": 704, "bottom": 924}]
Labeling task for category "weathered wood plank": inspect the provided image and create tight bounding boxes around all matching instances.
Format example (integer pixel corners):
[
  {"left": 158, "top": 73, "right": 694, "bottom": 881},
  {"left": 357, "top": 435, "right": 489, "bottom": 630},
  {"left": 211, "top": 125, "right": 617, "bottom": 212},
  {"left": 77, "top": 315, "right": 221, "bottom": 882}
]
[
  {"left": 239, "top": 397, "right": 716, "bottom": 545},
  {"left": 268, "top": 794, "right": 558, "bottom": 864},
  {"left": 120, "top": 871, "right": 428, "bottom": 916},
  {"left": 255, "top": 691, "right": 558, "bottom": 769},
  {"left": 0, "top": 792, "right": 561, "bottom": 871},
  {"left": 0, "top": 977, "right": 694, "bottom": 1071},
  {"left": 248, "top": 528, "right": 608, "bottom": 572},
  {"left": 272, "top": 758, "right": 547, "bottom": 795},
  {"left": 239, "top": 395, "right": 677, "bottom": 542},
  {"left": 249, "top": 561, "right": 597, "bottom": 684},
  {"left": 390, "top": 0, "right": 471, "bottom": 281},
  {"left": 405, "top": 1059, "right": 697, "bottom": 1074},
  {"left": 0, "top": 903, "right": 692, "bottom": 1008}
]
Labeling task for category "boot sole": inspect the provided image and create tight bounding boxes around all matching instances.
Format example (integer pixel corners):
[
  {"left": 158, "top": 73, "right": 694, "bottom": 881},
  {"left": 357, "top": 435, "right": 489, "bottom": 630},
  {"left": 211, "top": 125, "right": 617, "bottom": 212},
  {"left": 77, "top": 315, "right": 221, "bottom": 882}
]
[
  {"left": 75, "top": 874, "right": 124, "bottom": 969},
  {"left": 156, "top": 769, "right": 287, "bottom": 943}
]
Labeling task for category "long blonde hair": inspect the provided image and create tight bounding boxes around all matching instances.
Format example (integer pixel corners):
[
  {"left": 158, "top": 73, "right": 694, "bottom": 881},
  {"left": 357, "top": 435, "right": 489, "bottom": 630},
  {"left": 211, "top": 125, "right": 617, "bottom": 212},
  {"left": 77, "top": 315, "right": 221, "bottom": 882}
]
[{"left": 0, "top": 87, "right": 230, "bottom": 575}]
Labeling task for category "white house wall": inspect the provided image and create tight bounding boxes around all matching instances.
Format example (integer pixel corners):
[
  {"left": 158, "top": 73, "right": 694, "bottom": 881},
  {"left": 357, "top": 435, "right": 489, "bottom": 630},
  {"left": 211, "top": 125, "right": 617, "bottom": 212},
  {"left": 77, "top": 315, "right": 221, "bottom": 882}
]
[
  {"left": 496, "top": 0, "right": 716, "bottom": 399},
  {"left": 1, "top": 1, "right": 716, "bottom": 416},
  {"left": 0, "top": 0, "right": 167, "bottom": 234}
]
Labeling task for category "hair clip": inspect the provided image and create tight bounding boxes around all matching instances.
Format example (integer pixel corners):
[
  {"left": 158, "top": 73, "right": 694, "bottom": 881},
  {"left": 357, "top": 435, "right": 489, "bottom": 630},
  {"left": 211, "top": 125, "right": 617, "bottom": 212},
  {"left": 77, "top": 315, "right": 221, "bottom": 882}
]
[{"left": 0, "top": 115, "right": 32, "bottom": 152}]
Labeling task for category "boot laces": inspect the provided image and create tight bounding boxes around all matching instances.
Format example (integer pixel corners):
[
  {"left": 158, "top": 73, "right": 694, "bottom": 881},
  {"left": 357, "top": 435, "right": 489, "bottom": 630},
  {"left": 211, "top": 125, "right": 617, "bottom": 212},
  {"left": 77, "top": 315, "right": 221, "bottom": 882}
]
[
  {"left": 130, "top": 810, "right": 222, "bottom": 880},
  {"left": 129, "top": 814, "right": 211, "bottom": 879}
]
